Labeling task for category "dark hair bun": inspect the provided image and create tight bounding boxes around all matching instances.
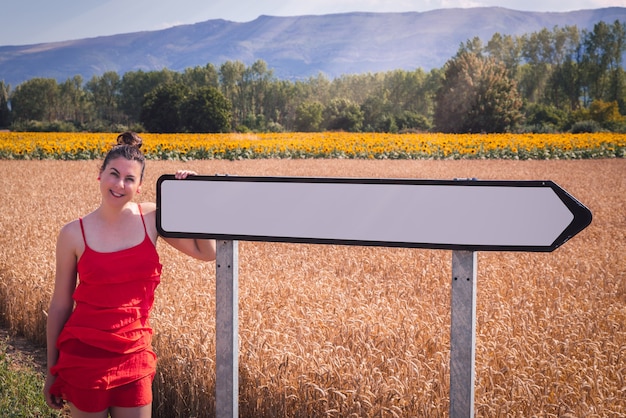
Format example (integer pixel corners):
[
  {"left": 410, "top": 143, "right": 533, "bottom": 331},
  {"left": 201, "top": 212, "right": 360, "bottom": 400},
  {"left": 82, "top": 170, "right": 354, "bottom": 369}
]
[{"left": 116, "top": 131, "right": 143, "bottom": 149}]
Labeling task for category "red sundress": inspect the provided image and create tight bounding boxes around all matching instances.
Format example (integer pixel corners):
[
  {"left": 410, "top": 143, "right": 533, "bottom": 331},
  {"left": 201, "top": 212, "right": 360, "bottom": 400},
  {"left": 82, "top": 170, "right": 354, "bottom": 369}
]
[{"left": 50, "top": 206, "right": 162, "bottom": 412}]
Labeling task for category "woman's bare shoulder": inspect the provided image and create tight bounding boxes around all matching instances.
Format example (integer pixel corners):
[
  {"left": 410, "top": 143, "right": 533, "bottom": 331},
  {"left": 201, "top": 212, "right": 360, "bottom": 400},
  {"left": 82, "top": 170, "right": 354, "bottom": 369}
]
[
  {"left": 58, "top": 218, "right": 80, "bottom": 236},
  {"left": 56, "top": 218, "right": 83, "bottom": 250}
]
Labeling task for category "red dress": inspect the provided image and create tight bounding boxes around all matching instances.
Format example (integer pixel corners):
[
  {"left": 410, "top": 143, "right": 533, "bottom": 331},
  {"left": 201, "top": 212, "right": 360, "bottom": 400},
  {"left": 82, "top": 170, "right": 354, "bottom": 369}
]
[{"left": 50, "top": 207, "right": 162, "bottom": 412}]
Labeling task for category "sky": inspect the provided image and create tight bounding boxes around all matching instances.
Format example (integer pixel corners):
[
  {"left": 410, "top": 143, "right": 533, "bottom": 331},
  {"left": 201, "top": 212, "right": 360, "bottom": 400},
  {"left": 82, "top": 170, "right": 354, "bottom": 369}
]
[{"left": 1, "top": 0, "right": 625, "bottom": 46}]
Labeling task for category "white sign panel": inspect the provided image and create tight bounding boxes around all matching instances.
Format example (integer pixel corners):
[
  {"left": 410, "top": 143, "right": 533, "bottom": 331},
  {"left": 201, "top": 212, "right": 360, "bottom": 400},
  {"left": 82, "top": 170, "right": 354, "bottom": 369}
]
[{"left": 157, "top": 176, "right": 592, "bottom": 252}]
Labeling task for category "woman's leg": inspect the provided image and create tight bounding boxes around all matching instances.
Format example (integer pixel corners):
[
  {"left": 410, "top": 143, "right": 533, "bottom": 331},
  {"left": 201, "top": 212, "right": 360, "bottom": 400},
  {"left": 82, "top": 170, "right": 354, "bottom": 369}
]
[
  {"left": 68, "top": 403, "right": 109, "bottom": 418},
  {"left": 110, "top": 404, "right": 152, "bottom": 418}
]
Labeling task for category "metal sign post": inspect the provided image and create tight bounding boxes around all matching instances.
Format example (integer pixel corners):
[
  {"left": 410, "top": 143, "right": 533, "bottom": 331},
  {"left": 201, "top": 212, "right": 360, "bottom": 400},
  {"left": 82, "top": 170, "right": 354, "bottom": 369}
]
[
  {"left": 450, "top": 251, "right": 477, "bottom": 417},
  {"left": 215, "top": 240, "right": 238, "bottom": 418},
  {"left": 157, "top": 175, "right": 592, "bottom": 418}
]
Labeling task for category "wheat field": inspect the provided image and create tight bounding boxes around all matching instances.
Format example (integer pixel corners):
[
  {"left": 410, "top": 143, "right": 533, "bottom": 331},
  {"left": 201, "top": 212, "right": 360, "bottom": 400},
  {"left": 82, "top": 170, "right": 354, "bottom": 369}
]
[{"left": 0, "top": 158, "right": 624, "bottom": 417}]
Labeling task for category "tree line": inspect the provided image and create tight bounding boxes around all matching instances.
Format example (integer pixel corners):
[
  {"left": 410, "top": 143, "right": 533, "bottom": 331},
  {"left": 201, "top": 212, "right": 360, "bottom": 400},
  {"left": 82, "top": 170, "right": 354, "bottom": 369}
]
[{"left": 1, "top": 20, "right": 625, "bottom": 134}]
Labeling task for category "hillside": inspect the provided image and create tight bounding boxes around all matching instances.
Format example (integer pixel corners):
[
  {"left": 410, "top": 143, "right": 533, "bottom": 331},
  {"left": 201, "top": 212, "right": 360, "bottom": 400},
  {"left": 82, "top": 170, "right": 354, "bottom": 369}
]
[{"left": 1, "top": 7, "right": 625, "bottom": 86}]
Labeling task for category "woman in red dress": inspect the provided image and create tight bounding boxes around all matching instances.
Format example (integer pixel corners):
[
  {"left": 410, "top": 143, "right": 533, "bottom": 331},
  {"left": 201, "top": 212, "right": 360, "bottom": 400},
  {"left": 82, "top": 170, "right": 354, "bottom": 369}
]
[{"left": 43, "top": 132, "right": 216, "bottom": 418}]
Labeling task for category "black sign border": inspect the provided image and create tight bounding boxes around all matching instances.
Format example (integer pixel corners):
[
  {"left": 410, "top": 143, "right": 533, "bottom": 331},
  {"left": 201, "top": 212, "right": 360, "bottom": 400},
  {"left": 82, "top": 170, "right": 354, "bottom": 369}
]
[{"left": 157, "top": 175, "right": 592, "bottom": 252}]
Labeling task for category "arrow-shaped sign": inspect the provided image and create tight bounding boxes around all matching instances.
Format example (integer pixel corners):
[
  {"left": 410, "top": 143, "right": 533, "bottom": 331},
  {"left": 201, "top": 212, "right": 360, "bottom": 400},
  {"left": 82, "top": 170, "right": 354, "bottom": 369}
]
[{"left": 157, "top": 175, "right": 592, "bottom": 252}]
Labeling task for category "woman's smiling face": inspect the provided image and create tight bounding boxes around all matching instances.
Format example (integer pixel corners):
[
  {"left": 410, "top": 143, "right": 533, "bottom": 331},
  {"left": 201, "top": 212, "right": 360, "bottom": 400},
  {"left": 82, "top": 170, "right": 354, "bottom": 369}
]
[{"left": 99, "top": 156, "right": 143, "bottom": 204}]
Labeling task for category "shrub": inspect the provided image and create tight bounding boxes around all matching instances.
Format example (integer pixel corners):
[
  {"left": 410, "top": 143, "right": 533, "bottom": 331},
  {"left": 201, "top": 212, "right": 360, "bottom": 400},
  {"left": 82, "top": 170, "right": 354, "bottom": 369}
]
[{"left": 570, "top": 120, "right": 603, "bottom": 133}]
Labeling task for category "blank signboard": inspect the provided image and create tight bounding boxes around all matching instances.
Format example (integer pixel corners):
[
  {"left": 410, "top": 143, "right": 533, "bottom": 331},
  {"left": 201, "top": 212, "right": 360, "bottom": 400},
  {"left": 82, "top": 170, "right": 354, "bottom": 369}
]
[{"left": 156, "top": 176, "right": 592, "bottom": 252}]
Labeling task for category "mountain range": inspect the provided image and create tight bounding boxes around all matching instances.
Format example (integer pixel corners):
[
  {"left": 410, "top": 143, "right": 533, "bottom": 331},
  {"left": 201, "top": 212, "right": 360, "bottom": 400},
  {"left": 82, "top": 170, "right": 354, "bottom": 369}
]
[{"left": 1, "top": 7, "right": 625, "bottom": 87}]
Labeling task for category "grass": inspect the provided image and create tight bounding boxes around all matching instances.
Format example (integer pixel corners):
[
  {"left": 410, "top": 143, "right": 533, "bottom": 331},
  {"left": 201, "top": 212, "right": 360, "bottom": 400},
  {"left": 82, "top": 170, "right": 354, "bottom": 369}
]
[{"left": 0, "top": 337, "right": 66, "bottom": 417}]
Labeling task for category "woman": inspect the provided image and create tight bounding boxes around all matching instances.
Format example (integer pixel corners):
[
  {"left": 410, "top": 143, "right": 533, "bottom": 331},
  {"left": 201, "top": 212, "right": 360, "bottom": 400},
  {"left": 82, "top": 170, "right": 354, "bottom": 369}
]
[{"left": 43, "top": 132, "right": 216, "bottom": 417}]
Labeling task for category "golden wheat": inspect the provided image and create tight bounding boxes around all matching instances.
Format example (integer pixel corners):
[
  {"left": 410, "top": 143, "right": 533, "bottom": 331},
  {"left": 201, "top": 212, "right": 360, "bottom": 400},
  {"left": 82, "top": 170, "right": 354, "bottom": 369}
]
[{"left": 0, "top": 159, "right": 624, "bottom": 417}]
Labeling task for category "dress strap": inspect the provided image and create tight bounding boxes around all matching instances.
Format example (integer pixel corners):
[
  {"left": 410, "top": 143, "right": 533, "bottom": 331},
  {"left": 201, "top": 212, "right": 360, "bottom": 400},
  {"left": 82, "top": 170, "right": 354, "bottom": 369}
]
[
  {"left": 137, "top": 203, "right": 148, "bottom": 235},
  {"left": 78, "top": 218, "right": 88, "bottom": 246}
]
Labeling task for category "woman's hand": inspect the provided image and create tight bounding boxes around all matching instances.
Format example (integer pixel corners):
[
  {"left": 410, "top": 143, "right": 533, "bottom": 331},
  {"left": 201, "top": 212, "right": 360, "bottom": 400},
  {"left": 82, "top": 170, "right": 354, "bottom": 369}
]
[
  {"left": 175, "top": 170, "right": 197, "bottom": 179},
  {"left": 43, "top": 373, "right": 64, "bottom": 410}
]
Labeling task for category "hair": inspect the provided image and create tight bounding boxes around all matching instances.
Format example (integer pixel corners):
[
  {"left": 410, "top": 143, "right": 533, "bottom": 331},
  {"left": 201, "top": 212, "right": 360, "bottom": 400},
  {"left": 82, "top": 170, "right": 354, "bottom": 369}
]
[{"left": 100, "top": 132, "right": 146, "bottom": 180}]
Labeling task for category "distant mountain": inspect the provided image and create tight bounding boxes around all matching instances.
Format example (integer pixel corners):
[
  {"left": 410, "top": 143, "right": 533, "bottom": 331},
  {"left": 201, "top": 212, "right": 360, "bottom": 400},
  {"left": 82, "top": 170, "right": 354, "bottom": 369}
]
[{"left": 1, "top": 7, "right": 625, "bottom": 87}]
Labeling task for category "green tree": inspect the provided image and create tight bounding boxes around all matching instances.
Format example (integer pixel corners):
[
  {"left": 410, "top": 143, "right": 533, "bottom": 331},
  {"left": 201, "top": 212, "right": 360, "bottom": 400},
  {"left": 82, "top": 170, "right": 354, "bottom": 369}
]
[
  {"left": 380, "top": 69, "right": 434, "bottom": 121},
  {"left": 219, "top": 61, "right": 246, "bottom": 127},
  {"left": 0, "top": 81, "right": 11, "bottom": 128},
  {"left": 469, "top": 61, "right": 523, "bottom": 133},
  {"left": 85, "top": 71, "right": 122, "bottom": 124},
  {"left": 297, "top": 73, "right": 332, "bottom": 105},
  {"left": 259, "top": 80, "right": 298, "bottom": 131},
  {"left": 141, "top": 82, "right": 190, "bottom": 133},
  {"left": 396, "top": 111, "right": 431, "bottom": 132},
  {"left": 323, "top": 98, "right": 364, "bottom": 132},
  {"left": 518, "top": 28, "right": 555, "bottom": 102},
  {"left": 581, "top": 21, "right": 626, "bottom": 104},
  {"left": 181, "top": 63, "right": 219, "bottom": 91},
  {"left": 330, "top": 73, "right": 382, "bottom": 105},
  {"left": 10, "top": 78, "right": 58, "bottom": 122},
  {"left": 486, "top": 32, "right": 523, "bottom": 78},
  {"left": 434, "top": 51, "right": 523, "bottom": 133},
  {"left": 458, "top": 36, "right": 485, "bottom": 56},
  {"left": 119, "top": 69, "right": 176, "bottom": 124},
  {"left": 361, "top": 93, "right": 392, "bottom": 132},
  {"left": 587, "top": 99, "right": 625, "bottom": 128},
  {"left": 544, "top": 27, "right": 583, "bottom": 111},
  {"left": 295, "top": 101, "right": 324, "bottom": 132},
  {"left": 433, "top": 52, "right": 476, "bottom": 133},
  {"left": 57, "top": 75, "right": 90, "bottom": 126},
  {"left": 181, "top": 86, "right": 232, "bottom": 133},
  {"left": 243, "top": 60, "right": 274, "bottom": 124},
  {"left": 523, "top": 103, "right": 568, "bottom": 131}
]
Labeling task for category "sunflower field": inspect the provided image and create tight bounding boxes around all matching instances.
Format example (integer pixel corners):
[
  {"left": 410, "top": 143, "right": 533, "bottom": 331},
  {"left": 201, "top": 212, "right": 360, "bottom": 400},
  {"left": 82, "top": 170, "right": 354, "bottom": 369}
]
[{"left": 0, "top": 132, "right": 624, "bottom": 160}]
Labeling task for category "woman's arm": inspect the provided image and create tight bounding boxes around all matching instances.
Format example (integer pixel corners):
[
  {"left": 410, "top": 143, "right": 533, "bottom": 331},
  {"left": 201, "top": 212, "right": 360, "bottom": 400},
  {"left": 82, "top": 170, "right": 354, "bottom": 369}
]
[
  {"left": 162, "top": 235, "right": 217, "bottom": 261},
  {"left": 44, "top": 222, "right": 79, "bottom": 409}
]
